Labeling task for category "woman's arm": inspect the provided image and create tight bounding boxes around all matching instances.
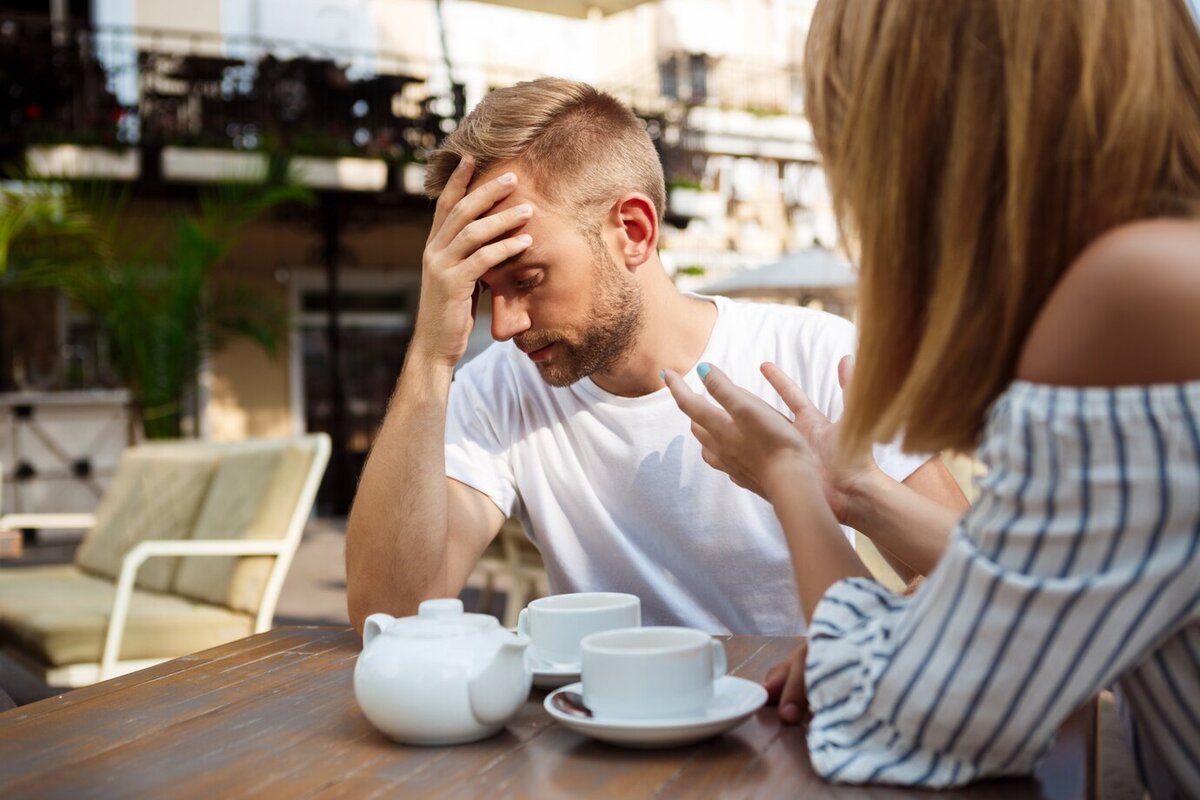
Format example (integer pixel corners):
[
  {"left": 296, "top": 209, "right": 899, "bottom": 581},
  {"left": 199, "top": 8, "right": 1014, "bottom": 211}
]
[
  {"left": 663, "top": 364, "right": 871, "bottom": 619},
  {"left": 842, "top": 467, "right": 964, "bottom": 577}
]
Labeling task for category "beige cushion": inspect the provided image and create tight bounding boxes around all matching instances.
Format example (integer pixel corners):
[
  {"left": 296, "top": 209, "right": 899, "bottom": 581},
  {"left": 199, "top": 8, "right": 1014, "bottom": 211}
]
[
  {"left": 74, "top": 447, "right": 219, "bottom": 592},
  {"left": 172, "top": 443, "right": 315, "bottom": 614},
  {"left": 0, "top": 565, "right": 253, "bottom": 666}
]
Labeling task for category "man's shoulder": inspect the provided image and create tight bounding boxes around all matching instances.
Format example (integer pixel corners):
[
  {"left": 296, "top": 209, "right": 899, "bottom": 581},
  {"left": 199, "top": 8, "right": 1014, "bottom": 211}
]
[
  {"left": 713, "top": 294, "right": 852, "bottom": 328},
  {"left": 711, "top": 296, "right": 857, "bottom": 354}
]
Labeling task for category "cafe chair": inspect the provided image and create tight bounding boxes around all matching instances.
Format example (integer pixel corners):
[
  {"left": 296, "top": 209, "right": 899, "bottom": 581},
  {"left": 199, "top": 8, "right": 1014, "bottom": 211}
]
[
  {"left": 0, "top": 433, "right": 329, "bottom": 687},
  {"left": 473, "top": 517, "right": 548, "bottom": 628}
]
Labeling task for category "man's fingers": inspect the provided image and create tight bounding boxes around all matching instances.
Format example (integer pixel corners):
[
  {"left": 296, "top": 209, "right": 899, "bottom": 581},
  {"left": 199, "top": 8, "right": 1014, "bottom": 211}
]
[
  {"left": 761, "top": 362, "right": 819, "bottom": 420},
  {"left": 778, "top": 645, "right": 809, "bottom": 725},
  {"left": 431, "top": 156, "right": 474, "bottom": 238},
  {"left": 431, "top": 171, "right": 519, "bottom": 252},
  {"left": 460, "top": 234, "right": 533, "bottom": 281},
  {"left": 470, "top": 281, "right": 483, "bottom": 322},
  {"left": 445, "top": 202, "right": 533, "bottom": 263}
]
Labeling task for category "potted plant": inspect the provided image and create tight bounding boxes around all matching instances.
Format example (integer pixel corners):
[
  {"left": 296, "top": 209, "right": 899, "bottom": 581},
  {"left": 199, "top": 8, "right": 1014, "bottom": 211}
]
[{"left": 0, "top": 165, "right": 312, "bottom": 439}]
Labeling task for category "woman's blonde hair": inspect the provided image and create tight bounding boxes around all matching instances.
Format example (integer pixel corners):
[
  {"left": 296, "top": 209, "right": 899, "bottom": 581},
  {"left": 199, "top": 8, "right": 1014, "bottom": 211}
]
[
  {"left": 424, "top": 77, "right": 665, "bottom": 228},
  {"left": 805, "top": 0, "right": 1200, "bottom": 455}
]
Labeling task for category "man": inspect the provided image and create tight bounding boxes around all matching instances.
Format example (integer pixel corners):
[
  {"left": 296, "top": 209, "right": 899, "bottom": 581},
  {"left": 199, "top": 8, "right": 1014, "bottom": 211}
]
[{"left": 346, "top": 77, "right": 966, "bottom": 635}]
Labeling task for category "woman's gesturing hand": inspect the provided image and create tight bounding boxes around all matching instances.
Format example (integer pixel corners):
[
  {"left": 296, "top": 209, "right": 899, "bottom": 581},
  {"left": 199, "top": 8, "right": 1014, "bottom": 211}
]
[
  {"left": 763, "top": 642, "right": 809, "bottom": 725},
  {"left": 666, "top": 358, "right": 884, "bottom": 523},
  {"left": 662, "top": 362, "right": 818, "bottom": 502}
]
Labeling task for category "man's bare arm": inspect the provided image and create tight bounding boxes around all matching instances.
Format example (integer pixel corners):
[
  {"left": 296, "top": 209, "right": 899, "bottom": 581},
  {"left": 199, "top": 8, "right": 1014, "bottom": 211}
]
[
  {"left": 345, "top": 157, "right": 530, "bottom": 634},
  {"left": 860, "top": 456, "right": 968, "bottom": 581},
  {"left": 345, "top": 356, "right": 505, "bottom": 634}
]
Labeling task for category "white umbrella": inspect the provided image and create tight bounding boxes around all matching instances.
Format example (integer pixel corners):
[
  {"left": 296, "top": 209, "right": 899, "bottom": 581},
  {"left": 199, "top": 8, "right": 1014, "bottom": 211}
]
[
  {"left": 467, "top": 0, "right": 655, "bottom": 18},
  {"left": 699, "top": 246, "right": 856, "bottom": 299}
]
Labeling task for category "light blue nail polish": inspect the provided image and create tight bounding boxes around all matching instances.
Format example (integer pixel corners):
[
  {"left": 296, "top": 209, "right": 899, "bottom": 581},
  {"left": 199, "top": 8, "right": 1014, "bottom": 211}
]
[
  {"left": 658, "top": 369, "right": 666, "bottom": 381},
  {"left": 697, "top": 363, "right": 711, "bottom": 380}
]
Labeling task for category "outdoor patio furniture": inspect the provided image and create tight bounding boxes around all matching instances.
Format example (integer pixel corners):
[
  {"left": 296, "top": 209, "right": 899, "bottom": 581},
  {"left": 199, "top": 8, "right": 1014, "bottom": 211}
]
[
  {"left": 473, "top": 517, "right": 548, "bottom": 628},
  {"left": 0, "top": 433, "right": 329, "bottom": 687},
  {"left": 0, "top": 628, "right": 1098, "bottom": 798}
]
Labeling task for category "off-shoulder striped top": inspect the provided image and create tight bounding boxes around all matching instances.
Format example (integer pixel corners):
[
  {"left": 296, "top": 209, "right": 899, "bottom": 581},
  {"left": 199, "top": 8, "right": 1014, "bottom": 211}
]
[{"left": 805, "top": 380, "right": 1200, "bottom": 797}]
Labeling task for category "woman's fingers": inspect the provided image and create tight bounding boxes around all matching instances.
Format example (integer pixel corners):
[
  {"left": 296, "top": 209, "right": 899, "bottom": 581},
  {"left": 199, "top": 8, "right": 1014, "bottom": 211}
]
[
  {"left": 663, "top": 369, "right": 730, "bottom": 433},
  {"left": 763, "top": 659, "right": 790, "bottom": 703},
  {"left": 694, "top": 363, "right": 753, "bottom": 416},
  {"left": 837, "top": 354, "right": 854, "bottom": 390},
  {"left": 762, "top": 361, "right": 820, "bottom": 421},
  {"left": 778, "top": 643, "right": 809, "bottom": 725}
]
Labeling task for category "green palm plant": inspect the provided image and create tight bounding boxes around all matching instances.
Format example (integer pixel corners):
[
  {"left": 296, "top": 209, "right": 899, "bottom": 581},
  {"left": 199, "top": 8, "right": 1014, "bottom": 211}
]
[{"left": 0, "top": 167, "right": 312, "bottom": 438}]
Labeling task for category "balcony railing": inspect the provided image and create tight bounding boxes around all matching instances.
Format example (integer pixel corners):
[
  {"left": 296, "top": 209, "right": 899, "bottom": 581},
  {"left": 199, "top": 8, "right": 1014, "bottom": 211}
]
[
  {"left": 0, "top": 14, "right": 465, "bottom": 167},
  {"left": 0, "top": 14, "right": 812, "bottom": 189}
]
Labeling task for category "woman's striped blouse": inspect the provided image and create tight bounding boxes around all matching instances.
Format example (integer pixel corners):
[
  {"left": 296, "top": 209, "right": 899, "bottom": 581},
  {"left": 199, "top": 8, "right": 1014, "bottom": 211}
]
[{"left": 805, "top": 380, "right": 1200, "bottom": 796}]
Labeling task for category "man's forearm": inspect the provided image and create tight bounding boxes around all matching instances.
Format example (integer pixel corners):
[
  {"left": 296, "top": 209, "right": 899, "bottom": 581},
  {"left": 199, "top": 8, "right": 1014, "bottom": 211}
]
[
  {"left": 844, "top": 462, "right": 966, "bottom": 577},
  {"left": 345, "top": 350, "right": 457, "bottom": 631}
]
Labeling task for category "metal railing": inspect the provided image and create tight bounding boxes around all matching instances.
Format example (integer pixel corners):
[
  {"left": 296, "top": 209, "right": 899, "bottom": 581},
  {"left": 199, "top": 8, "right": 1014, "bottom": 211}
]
[{"left": 0, "top": 14, "right": 808, "bottom": 171}]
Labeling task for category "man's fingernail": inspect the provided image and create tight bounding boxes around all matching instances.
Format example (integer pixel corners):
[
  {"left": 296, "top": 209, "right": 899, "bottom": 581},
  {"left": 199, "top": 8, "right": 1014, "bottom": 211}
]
[
  {"left": 498, "top": 172, "right": 516, "bottom": 184},
  {"left": 659, "top": 369, "right": 666, "bottom": 382},
  {"left": 697, "top": 362, "right": 711, "bottom": 380},
  {"left": 516, "top": 234, "right": 532, "bottom": 245},
  {"left": 782, "top": 703, "right": 799, "bottom": 722}
]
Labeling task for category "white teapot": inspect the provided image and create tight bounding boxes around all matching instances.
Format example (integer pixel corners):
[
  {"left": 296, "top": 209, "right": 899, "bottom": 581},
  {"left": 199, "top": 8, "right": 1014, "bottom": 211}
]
[{"left": 353, "top": 598, "right": 533, "bottom": 745}]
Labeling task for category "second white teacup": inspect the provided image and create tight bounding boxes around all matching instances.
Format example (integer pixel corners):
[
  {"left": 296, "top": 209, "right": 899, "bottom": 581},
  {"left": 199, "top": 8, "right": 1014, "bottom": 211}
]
[
  {"left": 580, "top": 626, "right": 727, "bottom": 720},
  {"left": 517, "top": 592, "right": 641, "bottom": 667}
]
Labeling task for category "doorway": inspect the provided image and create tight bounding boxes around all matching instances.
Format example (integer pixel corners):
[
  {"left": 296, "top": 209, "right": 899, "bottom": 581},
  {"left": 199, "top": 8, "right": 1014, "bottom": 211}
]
[{"left": 290, "top": 270, "right": 418, "bottom": 515}]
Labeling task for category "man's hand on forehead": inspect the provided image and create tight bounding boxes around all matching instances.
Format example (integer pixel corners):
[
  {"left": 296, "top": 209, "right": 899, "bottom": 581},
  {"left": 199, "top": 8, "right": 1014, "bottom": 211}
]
[{"left": 414, "top": 156, "right": 535, "bottom": 367}]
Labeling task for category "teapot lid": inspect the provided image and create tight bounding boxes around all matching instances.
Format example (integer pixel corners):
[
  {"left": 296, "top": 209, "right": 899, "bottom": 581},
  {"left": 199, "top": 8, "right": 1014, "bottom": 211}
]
[{"left": 391, "top": 598, "right": 499, "bottom": 641}]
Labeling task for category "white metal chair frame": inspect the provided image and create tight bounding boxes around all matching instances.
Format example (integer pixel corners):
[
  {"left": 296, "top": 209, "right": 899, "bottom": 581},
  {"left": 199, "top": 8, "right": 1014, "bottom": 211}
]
[{"left": 0, "top": 433, "right": 330, "bottom": 686}]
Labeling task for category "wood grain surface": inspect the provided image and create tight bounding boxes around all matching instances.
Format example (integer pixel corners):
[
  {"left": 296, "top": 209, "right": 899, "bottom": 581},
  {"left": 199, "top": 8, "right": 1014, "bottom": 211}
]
[{"left": 0, "top": 628, "right": 1095, "bottom": 799}]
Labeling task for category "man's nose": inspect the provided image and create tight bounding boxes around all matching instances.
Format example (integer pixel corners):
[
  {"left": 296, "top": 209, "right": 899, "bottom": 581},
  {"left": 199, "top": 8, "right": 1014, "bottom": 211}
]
[{"left": 490, "top": 293, "right": 531, "bottom": 342}]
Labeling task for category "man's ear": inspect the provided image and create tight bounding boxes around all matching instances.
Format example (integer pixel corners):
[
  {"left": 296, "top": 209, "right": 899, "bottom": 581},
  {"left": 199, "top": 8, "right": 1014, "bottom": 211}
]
[{"left": 610, "top": 194, "right": 658, "bottom": 270}]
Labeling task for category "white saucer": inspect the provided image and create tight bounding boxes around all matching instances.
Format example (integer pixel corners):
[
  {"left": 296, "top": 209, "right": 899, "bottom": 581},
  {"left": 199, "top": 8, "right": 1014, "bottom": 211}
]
[
  {"left": 528, "top": 650, "right": 581, "bottom": 690},
  {"left": 544, "top": 676, "right": 768, "bottom": 748},
  {"left": 531, "top": 662, "right": 581, "bottom": 690}
]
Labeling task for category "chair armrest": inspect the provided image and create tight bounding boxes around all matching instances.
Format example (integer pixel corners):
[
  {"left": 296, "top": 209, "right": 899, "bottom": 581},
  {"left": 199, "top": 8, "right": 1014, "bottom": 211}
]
[
  {"left": 0, "top": 513, "right": 96, "bottom": 531},
  {"left": 100, "top": 539, "right": 289, "bottom": 679}
]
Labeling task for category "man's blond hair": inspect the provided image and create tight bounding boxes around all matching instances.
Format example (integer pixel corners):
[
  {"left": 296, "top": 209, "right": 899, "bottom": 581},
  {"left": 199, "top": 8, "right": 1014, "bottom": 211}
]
[{"left": 424, "top": 77, "right": 666, "bottom": 227}]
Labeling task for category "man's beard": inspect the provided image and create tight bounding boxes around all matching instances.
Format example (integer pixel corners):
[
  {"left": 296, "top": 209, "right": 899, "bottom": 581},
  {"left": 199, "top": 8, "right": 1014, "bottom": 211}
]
[{"left": 515, "top": 234, "right": 644, "bottom": 387}]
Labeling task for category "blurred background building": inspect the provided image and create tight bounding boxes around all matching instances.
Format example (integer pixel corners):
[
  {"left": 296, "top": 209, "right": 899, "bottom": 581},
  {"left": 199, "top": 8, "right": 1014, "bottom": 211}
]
[{"left": 0, "top": 0, "right": 842, "bottom": 515}]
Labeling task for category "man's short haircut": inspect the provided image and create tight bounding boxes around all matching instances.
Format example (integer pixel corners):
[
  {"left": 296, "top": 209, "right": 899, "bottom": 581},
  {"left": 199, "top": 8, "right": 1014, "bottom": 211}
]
[{"left": 424, "top": 77, "right": 666, "bottom": 227}]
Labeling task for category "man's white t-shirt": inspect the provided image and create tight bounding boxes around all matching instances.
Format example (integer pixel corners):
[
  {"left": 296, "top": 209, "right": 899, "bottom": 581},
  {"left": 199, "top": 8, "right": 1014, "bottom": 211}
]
[{"left": 445, "top": 295, "right": 927, "bottom": 634}]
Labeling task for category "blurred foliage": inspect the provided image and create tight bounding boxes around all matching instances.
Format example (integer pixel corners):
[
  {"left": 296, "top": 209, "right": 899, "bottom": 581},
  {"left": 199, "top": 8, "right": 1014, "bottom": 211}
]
[{"left": 0, "top": 159, "right": 312, "bottom": 438}]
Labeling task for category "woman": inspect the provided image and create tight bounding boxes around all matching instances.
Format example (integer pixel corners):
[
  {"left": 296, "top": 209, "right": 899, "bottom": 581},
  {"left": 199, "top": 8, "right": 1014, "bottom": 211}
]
[{"left": 665, "top": 0, "right": 1200, "bottom": 793}]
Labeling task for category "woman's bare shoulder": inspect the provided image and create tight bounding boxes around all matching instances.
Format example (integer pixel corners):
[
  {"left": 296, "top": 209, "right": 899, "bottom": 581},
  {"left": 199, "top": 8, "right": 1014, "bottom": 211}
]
[{"left": 1016, "top": 219, "right": 1200, "bottom": 387}]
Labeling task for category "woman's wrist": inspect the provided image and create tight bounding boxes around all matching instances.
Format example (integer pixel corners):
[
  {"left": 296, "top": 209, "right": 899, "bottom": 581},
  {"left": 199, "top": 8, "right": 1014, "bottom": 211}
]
[
  {"left": 760, "top": 450, "right": 821, "bottom": 505},
  {"left": 839, "top": 464, "right": 893, "bottom": 532}
]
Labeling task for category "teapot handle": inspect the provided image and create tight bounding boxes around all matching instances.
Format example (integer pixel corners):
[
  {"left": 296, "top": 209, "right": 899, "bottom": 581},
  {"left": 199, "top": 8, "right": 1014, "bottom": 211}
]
[{"left": 362, "top": 613, "right": 395, "bottom": 649}]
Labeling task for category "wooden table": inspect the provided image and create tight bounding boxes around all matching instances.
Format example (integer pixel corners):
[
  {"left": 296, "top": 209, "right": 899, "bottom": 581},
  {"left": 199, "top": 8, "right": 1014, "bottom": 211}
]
[{"left": 0, "top": 628, "right": 1095, "bottom": 798}]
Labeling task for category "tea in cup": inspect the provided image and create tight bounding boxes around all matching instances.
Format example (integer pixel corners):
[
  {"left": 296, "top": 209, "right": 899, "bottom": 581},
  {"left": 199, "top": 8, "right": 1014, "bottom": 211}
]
[
  {"left": 580, "top": 626, "right": 726, "bottom": 720},
  {"left": 517, "top": 592, "right": 641, "bottom": 667}
]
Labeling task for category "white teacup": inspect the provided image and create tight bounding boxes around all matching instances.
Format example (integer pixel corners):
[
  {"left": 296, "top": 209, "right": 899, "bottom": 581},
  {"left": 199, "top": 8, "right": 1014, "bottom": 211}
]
[
  {"left": 517, "top": 592, "right": 641, "bottom": 668},
  {"left": 580, "top": 626, "right": 727, "bottom": 720}
]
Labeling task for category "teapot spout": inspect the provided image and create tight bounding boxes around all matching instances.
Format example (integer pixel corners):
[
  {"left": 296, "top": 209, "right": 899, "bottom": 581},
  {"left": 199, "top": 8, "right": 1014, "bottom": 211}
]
[{"left": 467, "top": 634, "right": 532, "bottom": 726}]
